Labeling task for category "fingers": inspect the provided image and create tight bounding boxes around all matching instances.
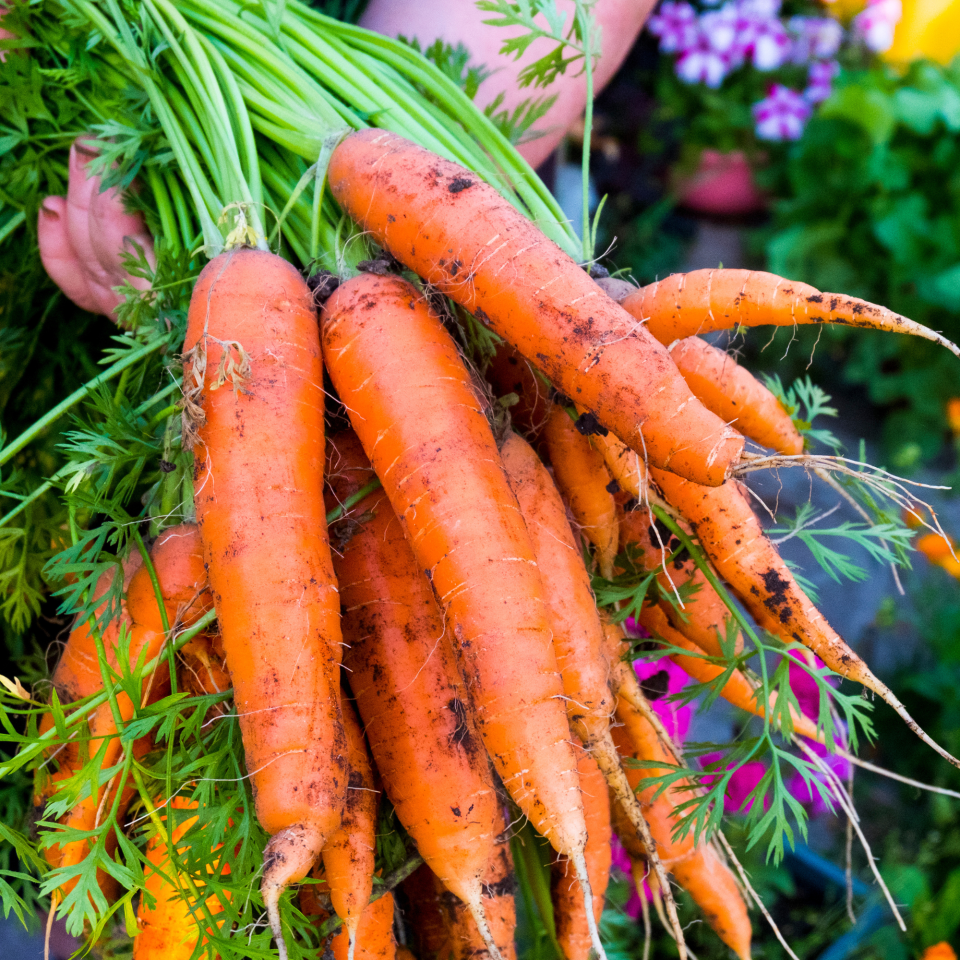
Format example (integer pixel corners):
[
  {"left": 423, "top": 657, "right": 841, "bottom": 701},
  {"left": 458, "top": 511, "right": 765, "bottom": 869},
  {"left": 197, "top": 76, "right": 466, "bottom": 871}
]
[
  {"left": 37, "top": 197, "right": 101, "bottom": 314},
  {"left": 89, "top": 182, "right": 155, "bottom": 294},
  {"left": 66, "top": 142, "right": 119, "bottom": 302}
]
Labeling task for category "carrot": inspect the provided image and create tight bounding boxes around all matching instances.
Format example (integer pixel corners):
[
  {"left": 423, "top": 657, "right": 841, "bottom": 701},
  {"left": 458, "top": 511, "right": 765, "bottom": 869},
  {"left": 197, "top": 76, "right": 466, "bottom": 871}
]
[
  {"left": 321, "top": 275, "right": 603, "bottom": 959},
  {"left": 42, "top": 525, "right": 212, "bottom": 901},
  {"left": 179, "top": 631, "right": 230, "bottom": 701},
  {"left": 183, "top": 247, "right": 347, "bottom": 957},
  {"left": 620, "top": 506, "right": 742, "bottom": 659},
  {"left": 326, "top": 431, "right": 502, "bottom": 958},
  {"left": 621, "top": 268, "right": 960, "bottom": 357},
  {"left": 485, "top": 342, "right": 551, "bottom": 438},
  {"left": 587, "top": 428, "right": 646, "bottom": 503},
  {"left": 650, "top": 467, "right": 960, "bottom": 767},
  {"left": 322, "top": 694, "right": 379, "bottom": 960},
  {"left": 542, "top": 405, "right": 619, "bottom": 580},
  {"left": 639, "top": 603, "right": 821, "bottom": 741},
  {"left": 609, "top": 715, "right": 751, "bottom": 960},
  {"left": 133, "top": 797, "right": 226, "bottom": 960},
  {"left": 401, "top": 865, "right": 453, "bottom": 960},
  {"left": 552, "top": 749, "right": 611, "bottom": 960},
  {"left": 668, "top": 337, "right": 803, "bottom": 455},
  {"left": 327, "top": 129, "right": 743, "bottom": 487},
  {"left": 499, "top": 431, "right": 686, "bottom": 958}
]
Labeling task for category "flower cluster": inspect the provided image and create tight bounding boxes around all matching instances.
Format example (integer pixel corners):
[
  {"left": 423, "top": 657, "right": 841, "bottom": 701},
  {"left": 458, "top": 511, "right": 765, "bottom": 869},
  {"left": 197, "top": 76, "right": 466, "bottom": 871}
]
[{"left": 647, "top": 0, "right": 900, "bottom": 142}]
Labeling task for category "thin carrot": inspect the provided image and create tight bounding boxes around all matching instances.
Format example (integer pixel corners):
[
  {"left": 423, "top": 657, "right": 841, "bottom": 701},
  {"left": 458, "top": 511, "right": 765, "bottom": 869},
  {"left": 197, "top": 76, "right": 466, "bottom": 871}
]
[
  {"left": 499, "top": 431, "right": 687, "bottom": 958},
  {"left": 639, "top": 603, "right": 821, "bottom": 742},
  {"left": 588, "top": 428, "right": 646, "bottom": 502},
  {"left": 42, "top": 525, "right": 211, "bottom": 900},
  {"left": 179, "top": 631, "right": 230, "bottom": 701},
  {"left": 184, "top": 247, "right": 347, "bottom": 957},
  {"left": 552, "top": 749, "right": 611, "bottom": 960},
  {"left": 620, "top": 506, "right": 742, "bottom": 659},
  {"left": 133, "top": 797, "right": 227, "bottom": 960},
  {"left": 542, "top": 405, "right": 619, "bottom": 580},
  {"left": 326, "top": 431, "right": 502, "bottom": 958},
  {"left": 327, "top": 129, "right": 744, "bottom": 487},
  {"left": 668, "top": 336, "right": 803, "bottom": 455},
  {"left": 322, "top": 694, "right": 378, "bottom": 960},
  {"left": 321, "top": 275, "right": 603, "bottom": 958},
  {"left": 622, "top": 268, "right": 960, "bottom": 357},
  {"left": 651, "top": 467, "right": 960, "bottom": 767}
]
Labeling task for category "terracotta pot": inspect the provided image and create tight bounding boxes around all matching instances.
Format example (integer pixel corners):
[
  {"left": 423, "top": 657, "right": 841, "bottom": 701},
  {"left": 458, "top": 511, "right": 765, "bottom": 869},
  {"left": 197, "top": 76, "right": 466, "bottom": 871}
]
[{"left": 675, "top": 149, "right": 767, "bottom": 216}]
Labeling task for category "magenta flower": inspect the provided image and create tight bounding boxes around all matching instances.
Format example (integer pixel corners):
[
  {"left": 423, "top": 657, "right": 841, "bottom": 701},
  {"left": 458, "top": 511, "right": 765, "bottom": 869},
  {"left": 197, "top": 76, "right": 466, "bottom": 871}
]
[
  {"left": 804, "top": 59, "right": 840, "bottom": 104},
  {"left": 647, "top": 1, "right": 700, "bottom": 53},
  {"left": 752, "top": 84, "right": 812, "bottom": 140},
  {"left": 633, "top": 653, "right": 693, "bottom": 742},
  {"left": 852, "top": 0, "right": 902, "bottom": 52},
  {"left": 702, "top": 751, "right": 769, "bottom": 813}
]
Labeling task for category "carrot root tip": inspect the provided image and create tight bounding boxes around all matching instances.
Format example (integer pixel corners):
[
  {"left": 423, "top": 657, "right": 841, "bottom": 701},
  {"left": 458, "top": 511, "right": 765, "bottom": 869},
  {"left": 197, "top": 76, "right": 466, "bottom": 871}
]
[
  {"left": 570, "top": 848, "right": 607, "bottom": 960},
  {"left": 465, "top": 885, "right": 503, "bottom": 960}
]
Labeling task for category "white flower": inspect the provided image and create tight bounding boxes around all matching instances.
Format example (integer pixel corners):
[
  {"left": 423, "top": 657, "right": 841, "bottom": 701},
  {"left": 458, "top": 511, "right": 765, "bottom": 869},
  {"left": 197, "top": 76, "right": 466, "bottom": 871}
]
[
  {"left": 676, "top": 38, "right": 732, "bottom": 86},
  {"left": 648, "top": 1, "right": 700, "bottom": 53},
  {"left": 804, "top": 59, "right": 840, "bottom": 102},
  {"left": 852, "top": 0, "right": 902, "bottom": 52},
  {"left": 788, "top": 16, "right": 844, "bottom": 62},
  {"left": 751, "top": 18, "right": 793, "bottom": 69},
  {"left": 701, "top": 4, "right": 740, "bottom": 56},
  {"left": 753, "top": 84, "right": 813, "bottom": 140}
]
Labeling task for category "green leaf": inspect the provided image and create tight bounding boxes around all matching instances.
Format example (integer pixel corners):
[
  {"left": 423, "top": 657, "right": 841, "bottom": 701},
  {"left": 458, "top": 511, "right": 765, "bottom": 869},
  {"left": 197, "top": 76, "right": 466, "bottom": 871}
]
[{"left": 820, "top": 85, "right": 897, "bottom": 146}]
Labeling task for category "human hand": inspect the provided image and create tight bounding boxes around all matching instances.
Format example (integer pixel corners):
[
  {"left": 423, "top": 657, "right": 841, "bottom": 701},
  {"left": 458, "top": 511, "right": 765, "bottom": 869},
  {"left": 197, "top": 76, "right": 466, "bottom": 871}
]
[{"left": 37, "top": 139, "right": 156, "bottom": 322}]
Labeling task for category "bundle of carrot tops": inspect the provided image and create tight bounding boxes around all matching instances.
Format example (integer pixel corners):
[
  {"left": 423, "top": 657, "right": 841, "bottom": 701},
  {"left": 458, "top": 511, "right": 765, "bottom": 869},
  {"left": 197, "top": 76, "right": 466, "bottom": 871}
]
[{"left": 2, "top": 1, "right": 960, "bottom": 959}]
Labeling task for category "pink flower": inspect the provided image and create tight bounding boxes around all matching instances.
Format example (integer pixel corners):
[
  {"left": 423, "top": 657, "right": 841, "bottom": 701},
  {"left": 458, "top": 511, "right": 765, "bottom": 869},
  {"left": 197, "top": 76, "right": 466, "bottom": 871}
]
[
  {"left": 648, "top": 1, "right": 700, "bottom": 53},
  {"left": 804, "top": 59, "right": 840, "bottom": 103},
  {"left": 789, "top": 16, "right": 844, "bottom": 61},
  {"left": 632, "top": 654, "right": 693, "bottom": 742},
  {"left": 752, "top": 84, "right": 812, "bottom": 140},
  {"left": 852, "top": 0, "right": 902, "bottom": 52}
]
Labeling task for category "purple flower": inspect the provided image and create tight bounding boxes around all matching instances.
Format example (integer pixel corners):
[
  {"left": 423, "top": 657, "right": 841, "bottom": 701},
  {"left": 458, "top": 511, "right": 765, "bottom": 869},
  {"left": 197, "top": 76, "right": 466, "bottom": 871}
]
[
  {"left": 752, "top": 84, "right": 812, "bottom": 140},
  {"left": 789, "top": 16, "right": 844, "bottom": 62},
  {"left": 749, "top": 17, "right": 793, "bottom": 69},
  {"left": 676, "top": 37, "right": 732, "bottom": 87},
  {"left": 852, "top": 0, "right": 902, "bottom": 52},
  {"left": 804, "top": 58, "right": 840, "bottom": 103},
  {"left": 648, "top": 1, "right": 700, "bottom": 53}
]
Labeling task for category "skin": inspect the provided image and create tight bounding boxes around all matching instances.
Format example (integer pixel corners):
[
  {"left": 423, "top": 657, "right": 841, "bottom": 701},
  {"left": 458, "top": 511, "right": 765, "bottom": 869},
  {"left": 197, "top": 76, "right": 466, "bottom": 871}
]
[
  {"left": 183, "top": 249, "right": 347, "bottom": 955},
  {"left": 622, "top": 268, "right": 960, "bottom": 357},
  {"left": 320, "top": 695, "right": 378, "bottom": 960},
  {"left": 327, "top": 130, "right": 744, "bottom": 487},
  {"left": 359, "top": 0, "right": 657, "bottom": 170},
  {"left": 541, "top": 406, "right": 619, "bottom": 580},
  {"left": 551, "top": 749, "right": 611, "bottom": 960},
  {"left": 38, "top": 141, "right": 155, "bottom": 321},
  {"left": 321, "top": 275, "right": 600, "bottom": 952},
  {"left": 668, "top": 336, "right": 804, "bottom": 455},
  {"left": 133, "top": 798, "right": 227, "bottom": 960},
  {"left": 325, "top": 430, "right": 508, "bottom": 957}
]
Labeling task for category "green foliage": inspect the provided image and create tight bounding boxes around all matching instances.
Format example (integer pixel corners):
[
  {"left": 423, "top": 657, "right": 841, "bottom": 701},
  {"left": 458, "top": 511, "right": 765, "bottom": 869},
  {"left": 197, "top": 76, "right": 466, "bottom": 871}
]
[{"left": 761, "top": 58, "right": 960, "bottom": 464}]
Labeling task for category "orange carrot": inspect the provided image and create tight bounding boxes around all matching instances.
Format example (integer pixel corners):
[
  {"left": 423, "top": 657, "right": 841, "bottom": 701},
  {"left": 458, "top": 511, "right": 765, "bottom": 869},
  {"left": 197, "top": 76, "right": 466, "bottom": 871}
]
[
  {"left": 668, "top": 336, "right": 803, "bottom": 455},
  {"left": 179, "top": 631, "right": 230, "bottom": 702},
  {"left": 42, "top": 525, "right": 211, "bottom": 901},
  {"left": 327, "top": 130, "right": 743, "bottom": 487},
  {"left": 620, "top": 506, "right": 742, "bottom": 659},
  {"left": 321, "top": 274, "right": 602, "bottom": 957},
  {"left": 622, "top": 268, "right": 960, "bottom": 357},
  {"left": 542, "top": 405, "right": 619, "bottom": 580},
  {"left": 650, "top": 467, "right": 960, "bottom": 766},
  {"left": 552, "top": 749, "right": 611, "bottom": 960},
  {"left": 588, "top": 428, "right": 646, "bottom": 502},
  {"left": 133, "top": 797, "right": 226, "bottom": 960},
  {"left": 327, "top": 431, "right": 502, "bottom": 956},
  {"left": 183, "top": 248, "right": 347, "bottom": 956},
  {"left": 402, "top": 865, "right": 454, "bottom": 960},
  {"left": 322, "top": 694, "right": 378, "bottom": 960},
  {"left": 639, "top": 603, "right": 821, "bottom": 741}
]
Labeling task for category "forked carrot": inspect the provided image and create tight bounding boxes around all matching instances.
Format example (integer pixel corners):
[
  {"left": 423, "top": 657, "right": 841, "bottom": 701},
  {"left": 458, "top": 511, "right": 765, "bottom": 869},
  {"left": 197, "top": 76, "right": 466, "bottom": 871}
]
[
  {"left": 542, "top": 405, "right": 619, "bottom": 580},
  {"left": 321, "top": 694, "right": 378, "bottom": 960},
  {"left": 184, "top": 248, "right": 347, "bottom": 958},
  {"left": 321, "top": 274, "right": 603, "bottom": 959},
  {"left": 552, "top": 749, "right": 611, "bottom": 960},
  {"left": 668, "top": 337, "right": 803, "bottom": 455},
  {"left": 650, "top": 467, "right": 960, "bottom": 768},
  {"left": 327, "top": 129, "right": 744, "bottom": 487},
  {"left": 622, "top": 268, "right": 960, "bottom": 357},
  {"left": 327, "top": 431, "right": 502, "bottom": 958}
]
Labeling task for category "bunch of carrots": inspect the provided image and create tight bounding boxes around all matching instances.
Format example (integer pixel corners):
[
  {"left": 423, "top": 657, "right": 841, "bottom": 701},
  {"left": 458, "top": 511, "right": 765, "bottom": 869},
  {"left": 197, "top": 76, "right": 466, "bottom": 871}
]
[{"left": 28, "top": 125, "right": 960, "bottom": 960}]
